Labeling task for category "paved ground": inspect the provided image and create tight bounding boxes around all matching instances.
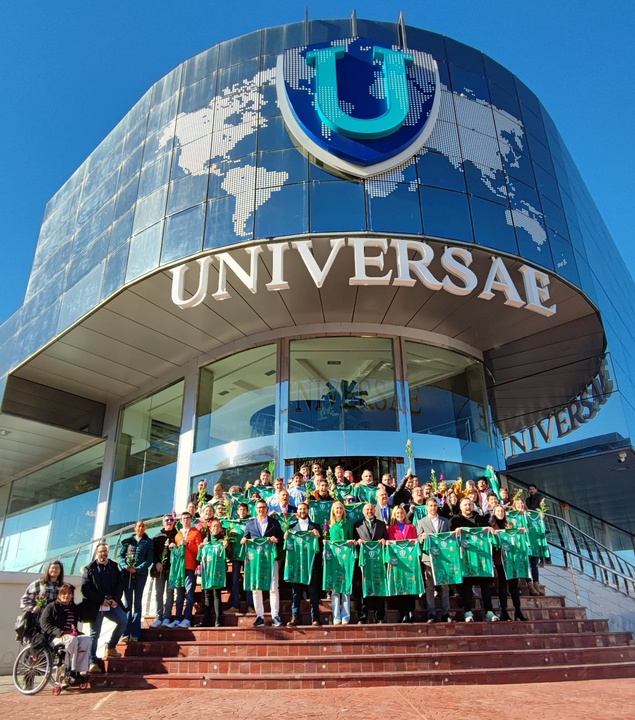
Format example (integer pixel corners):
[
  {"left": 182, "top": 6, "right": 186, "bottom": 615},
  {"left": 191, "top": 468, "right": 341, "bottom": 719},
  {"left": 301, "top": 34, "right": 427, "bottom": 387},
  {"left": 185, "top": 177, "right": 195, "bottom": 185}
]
[{"left": 0, "top": 678, "right": 633, "bottom": 718}]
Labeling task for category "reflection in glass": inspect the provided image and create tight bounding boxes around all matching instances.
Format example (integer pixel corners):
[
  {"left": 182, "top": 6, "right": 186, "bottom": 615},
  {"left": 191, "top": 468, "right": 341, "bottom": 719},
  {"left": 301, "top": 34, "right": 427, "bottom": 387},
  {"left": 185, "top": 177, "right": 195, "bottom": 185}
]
[
  {"left": 0, "top": 444, "right": 105, "bottom": 571},
  {"left": 108, "top": 381, "right": 184, "bottom": 531},
  {"left": 195, "top": 345, "right": 277, "bottom": 451},
  {"left": 289, "top": 337, "right": 398, "bottom": 433},
  {"left": 406, "top": 342, "right": 489, "bottom": 446}
]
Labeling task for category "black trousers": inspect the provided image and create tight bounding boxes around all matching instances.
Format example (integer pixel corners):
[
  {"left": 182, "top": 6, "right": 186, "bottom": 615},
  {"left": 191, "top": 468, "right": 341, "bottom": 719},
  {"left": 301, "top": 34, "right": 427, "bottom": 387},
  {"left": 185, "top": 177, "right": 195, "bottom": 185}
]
[
  {"left": 202, "top": 588, "right": 222, "bottom": 626},
  {"left": 495, "top": 564, "right": 521, "bottom": 615},
  {"left": 460, "top": 577, "right": 493, "bottom": 614}
]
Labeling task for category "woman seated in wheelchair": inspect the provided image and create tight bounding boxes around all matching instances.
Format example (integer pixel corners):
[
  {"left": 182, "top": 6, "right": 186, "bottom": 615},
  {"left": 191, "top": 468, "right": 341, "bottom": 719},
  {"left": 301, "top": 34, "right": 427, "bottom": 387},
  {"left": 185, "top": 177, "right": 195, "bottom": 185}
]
[{"left": 39, "top": 583, "right": 92, "bottom": 682}]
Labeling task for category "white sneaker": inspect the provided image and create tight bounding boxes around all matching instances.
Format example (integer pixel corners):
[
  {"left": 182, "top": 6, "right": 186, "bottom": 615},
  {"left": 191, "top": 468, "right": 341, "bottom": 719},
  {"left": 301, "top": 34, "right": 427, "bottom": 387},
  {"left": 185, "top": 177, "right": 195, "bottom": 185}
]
[
  {"left": 333, "top": 619, "right": 341, "bottom": 625},
  {"left": 485, "top": 611, "right": 499, "bottom": 622},
  {"left": 151, "top": 619, "right": 163, "bottom": 629},
  {"left": 178, "top": 619, "right": 191, "bottom": 628},
  {"left": 162, "top": 618, "right": 172, "bottom": 627},
  {"left": 464, "top": 611, "right": 474, "bottom": 622}
]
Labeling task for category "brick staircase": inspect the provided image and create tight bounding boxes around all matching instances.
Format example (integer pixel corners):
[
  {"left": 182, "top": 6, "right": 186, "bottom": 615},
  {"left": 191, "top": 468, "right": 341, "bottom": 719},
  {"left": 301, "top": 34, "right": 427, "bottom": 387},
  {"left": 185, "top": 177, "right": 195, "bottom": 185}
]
[{"left": 91, "top": 592, "right": 635, "bottom": 689}]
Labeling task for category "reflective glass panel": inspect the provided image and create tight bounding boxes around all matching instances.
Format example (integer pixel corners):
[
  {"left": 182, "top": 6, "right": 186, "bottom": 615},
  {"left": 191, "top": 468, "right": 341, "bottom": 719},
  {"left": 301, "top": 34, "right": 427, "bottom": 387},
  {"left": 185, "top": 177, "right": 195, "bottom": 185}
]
[
  {"left": 310, "top": 181, "right": 366, "bottom": 233},
  {"left": 406, "top": 342, "right": 490, "bottom": 446},
  {"left": 289, "top": 337, "right": 398, "bottom": 433},
  {"left": 108, "top": 381, "right": 184, "bottom": 532},
  {"left": 0, "top": 444, "right": 105, "bottom": 571},
  {"left": 420, "top": 187, "right": 474, "bottom": 242},
  {"left": 195, "top": 345, "right": 277, "bottom": 451}
]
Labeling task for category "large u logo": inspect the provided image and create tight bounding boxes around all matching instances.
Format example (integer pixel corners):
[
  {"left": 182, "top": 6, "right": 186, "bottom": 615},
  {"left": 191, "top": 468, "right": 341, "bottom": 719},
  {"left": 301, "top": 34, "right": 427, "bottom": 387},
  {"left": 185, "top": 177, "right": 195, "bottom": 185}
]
[{"left": 305, "top": 45, "right": 413, "bottom": 140}]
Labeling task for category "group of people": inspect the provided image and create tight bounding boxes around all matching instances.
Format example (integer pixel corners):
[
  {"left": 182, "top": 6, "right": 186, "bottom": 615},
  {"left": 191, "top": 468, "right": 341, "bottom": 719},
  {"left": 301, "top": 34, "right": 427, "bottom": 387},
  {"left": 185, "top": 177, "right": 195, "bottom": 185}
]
[
  {"left": 146, "top": 465, "right": 548, "bottom": 629},
  {"left": 17, "top": 463, "right": 549, "bottom": 673}
]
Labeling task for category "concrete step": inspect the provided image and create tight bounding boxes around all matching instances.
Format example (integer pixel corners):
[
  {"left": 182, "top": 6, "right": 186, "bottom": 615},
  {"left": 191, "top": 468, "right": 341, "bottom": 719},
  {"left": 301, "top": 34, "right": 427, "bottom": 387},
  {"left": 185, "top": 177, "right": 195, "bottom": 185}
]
[
  {"left": 121, "top": 631, "right": 633, "bottom": 658},
  {"left": 138, "top": 617, "right": 611, "bottom": 643},
  {"left": 91, "top": 660, "right": 635, "bottom": 689}
]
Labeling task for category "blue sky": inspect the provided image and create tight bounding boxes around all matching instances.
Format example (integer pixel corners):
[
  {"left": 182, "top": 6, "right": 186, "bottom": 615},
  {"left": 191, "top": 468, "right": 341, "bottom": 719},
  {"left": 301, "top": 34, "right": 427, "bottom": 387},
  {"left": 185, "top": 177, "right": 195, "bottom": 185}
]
[{"left": 0, "top": 0, "right": 633, "bottom": 325}]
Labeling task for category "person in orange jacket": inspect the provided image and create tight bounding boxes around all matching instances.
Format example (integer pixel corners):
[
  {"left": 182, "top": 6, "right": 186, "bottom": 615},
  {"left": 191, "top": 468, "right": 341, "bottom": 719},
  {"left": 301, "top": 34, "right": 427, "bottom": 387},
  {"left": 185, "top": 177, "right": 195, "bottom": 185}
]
[{"left": 169, "top": 510, "right": 203, "bottom": 628}]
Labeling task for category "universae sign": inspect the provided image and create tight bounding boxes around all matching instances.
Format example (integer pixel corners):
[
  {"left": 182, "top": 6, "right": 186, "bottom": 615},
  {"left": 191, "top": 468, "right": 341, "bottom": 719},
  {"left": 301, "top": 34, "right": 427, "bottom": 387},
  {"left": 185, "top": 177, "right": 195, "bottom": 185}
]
[
  {"left": 276, "top": 37, "right": 440, "bottom": 177},
  {"left": 169, "top": 238, "right": 557, "bottom": 318}
]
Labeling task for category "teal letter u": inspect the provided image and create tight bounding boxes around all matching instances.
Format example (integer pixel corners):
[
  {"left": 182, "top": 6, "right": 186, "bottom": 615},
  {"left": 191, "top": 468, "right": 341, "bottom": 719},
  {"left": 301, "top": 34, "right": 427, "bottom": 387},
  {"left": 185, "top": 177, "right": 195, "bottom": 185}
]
[{"left": 305, "top": 45, "right": 413, "bottom": 140}]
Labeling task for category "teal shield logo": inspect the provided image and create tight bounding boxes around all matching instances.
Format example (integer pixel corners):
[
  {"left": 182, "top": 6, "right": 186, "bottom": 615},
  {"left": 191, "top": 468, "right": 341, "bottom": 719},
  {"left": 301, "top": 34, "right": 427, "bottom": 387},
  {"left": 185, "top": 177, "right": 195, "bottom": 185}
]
[{"left": 277, "top": 37, "right": 440, "bottom": 177}]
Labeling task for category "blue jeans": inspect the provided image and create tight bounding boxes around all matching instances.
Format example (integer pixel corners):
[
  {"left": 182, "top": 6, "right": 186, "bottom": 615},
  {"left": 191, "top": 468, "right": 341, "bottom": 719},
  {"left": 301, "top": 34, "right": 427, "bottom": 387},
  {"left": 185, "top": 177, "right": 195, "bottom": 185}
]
[
  {"left": 331, "top": 593, "right": 350, "bottom": 623},
  {"left": 175, "top": 570, "right": 196, "bottom": 621},
  {"left": 155, "top": 576, "right": 175, "bottom": 621},
  {"left": 291, "top": 582, "right": 320, "bottom": 620},
  {"left": 89, "top": 604, "right": 128, "bottom": 663},
  {"left": 123, "top": 572, "right": 147, "bottom": 639},
  {"left": 231, "top": 560, "right": 253, "bottom": 609}
]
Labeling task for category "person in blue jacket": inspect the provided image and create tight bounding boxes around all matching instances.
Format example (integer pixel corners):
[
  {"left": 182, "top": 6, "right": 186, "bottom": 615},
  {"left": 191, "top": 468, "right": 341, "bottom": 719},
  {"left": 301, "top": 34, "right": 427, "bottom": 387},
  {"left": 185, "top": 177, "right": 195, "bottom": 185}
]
[{"left": 117, "top": 520, "right": 154, "bottom": 642}]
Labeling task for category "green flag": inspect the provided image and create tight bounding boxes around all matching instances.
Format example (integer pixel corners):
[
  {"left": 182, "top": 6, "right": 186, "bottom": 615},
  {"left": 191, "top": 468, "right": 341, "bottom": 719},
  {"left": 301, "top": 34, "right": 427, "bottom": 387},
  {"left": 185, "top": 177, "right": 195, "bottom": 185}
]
[
  {"left": 284, "top": 531, "right": 320, "bottom": 585},
  {"left": 359, "top": 541, "right": 387, "bottom": 597},
  {"left": 508, "top": 510, "right": 549, "bottom": 558},
  {"left": 344, "top": 502, "right": 365, "bottom": 524},
  {"left": 411, "top": 505, "right": 428, "bottom": 524},
  {"left": 309, "top": 500, "right": 333, "bottom": 529},
  {"left": 333, "top": 484, "right": 356, "bottom": 503},
  {"left": 457, "top": 527, "right": 494, "bottom": 578},
  {"left": 244, "top": 538, "right": 276, "bottom": 591},
  {"left": 425, "top": 532, "right": 463, "bottom": 585},
  {"left": 227, "top": 495, "right": 250, "bottom": 519},
  {"left": 355, "top": 484, "right": 377, "bottom": 504},
  {"left": 385, "top": 540, "right": 424, "bottom": 596},
  {"left": 258, "top": 486, "right": 277, "bottom": 501},
  {"left": 197, "top": 540, "right": 227, "bottom": 590},
  {"left": 484, "top": 466, "right": 502, "bottom": 502},
  {"left": 168, "top": 545, "right": 186, "bottom": 589},
  {"left": 221, "top": 517, "right": 249, "bottom": 561},
  {"left": 496, "top": 529, "right": 531, "bottom": 579},
  {"left": 323, "top": 540, "right": 356, "bottom": 594}
]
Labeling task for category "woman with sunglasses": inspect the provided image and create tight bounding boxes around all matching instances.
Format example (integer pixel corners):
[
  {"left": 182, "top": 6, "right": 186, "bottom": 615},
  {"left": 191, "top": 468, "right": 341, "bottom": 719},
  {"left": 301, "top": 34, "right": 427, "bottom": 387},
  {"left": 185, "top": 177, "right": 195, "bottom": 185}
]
[{"left": 151, "top": 514, "right": 179, "bottom": 627}]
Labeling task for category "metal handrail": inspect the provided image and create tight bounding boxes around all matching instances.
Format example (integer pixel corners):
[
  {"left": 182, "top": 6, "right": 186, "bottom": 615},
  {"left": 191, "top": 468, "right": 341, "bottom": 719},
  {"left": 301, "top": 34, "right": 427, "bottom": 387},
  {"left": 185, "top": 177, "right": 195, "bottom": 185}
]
[
  {"left": 16, "top": 516, "right": 166, "bottom": 576},
  {"left": 544, "top": 512, "right": 635, "bottom": 597}
]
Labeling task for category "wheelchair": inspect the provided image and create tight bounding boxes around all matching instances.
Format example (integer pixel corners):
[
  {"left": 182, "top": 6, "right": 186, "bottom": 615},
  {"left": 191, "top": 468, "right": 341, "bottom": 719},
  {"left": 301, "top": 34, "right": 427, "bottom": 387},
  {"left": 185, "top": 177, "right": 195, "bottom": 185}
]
[{"left": 12, "top": 632, "right": 90, "bottom": 695}]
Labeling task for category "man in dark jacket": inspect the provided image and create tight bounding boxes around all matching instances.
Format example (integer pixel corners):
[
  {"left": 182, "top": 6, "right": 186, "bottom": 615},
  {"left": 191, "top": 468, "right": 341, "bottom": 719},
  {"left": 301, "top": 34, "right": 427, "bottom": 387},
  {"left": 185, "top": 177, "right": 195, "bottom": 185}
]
[
  {"left": 285, "top": 502, "right": 323, "bottom": 627},
  {"left": 525, "top": 484, "right": 545, "bottom": 511},
  {"left": 151, "top": 514, "right": 179, "bottom": 627},
  {"left": 450, "top": 499, "right": 498, "bottom": 622},
  {"left": 81, "top": 542, "right": 127, "bottom": 674},
  {"left": 353, "top": 503, "right": 389, "bottom": 624}
]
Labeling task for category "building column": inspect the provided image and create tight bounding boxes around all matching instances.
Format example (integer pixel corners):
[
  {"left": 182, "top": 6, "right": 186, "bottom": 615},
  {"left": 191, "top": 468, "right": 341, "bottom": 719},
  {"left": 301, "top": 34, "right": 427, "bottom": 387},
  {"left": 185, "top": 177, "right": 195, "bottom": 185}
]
[{"left": 173, "top": 360, "right": 199, "bottom": 513}]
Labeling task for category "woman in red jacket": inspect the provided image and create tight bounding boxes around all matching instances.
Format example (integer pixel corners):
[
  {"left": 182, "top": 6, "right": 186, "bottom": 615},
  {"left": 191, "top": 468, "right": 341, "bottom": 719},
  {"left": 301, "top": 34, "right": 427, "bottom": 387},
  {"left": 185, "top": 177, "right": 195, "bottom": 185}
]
[{"left": 387, "top": 506, "right": 418, "bottom": 622}]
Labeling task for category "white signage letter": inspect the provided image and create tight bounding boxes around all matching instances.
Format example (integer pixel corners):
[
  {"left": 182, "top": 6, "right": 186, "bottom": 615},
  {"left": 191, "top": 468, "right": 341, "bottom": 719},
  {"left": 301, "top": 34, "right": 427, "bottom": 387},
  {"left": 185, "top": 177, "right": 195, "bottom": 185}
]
[
  {"left": 348, "top": 238, "right": 392, "bottom": 286},
  {"left": 390, "top": 239, "right": 442, "bottom": 290},
  {"left": 518, "top": 265, "right": 556, "bottom": 317},
  {"left": 170, "top": 257, "right": 214, "bottom": 309},
  {"left": 266, "top": 242, "right": 290, "bottom": 291},
  {"left": 292, "top": 238, "right": 346, "bottom": 288},
  {"left": 212, "top": 246, "right": 263, "bottom": 301},
  {"left": 441, "top": 246, "right": 478, "bottom": 296},
  {"left": 478, "top": 257, "right": 525, "bottom": 308}
]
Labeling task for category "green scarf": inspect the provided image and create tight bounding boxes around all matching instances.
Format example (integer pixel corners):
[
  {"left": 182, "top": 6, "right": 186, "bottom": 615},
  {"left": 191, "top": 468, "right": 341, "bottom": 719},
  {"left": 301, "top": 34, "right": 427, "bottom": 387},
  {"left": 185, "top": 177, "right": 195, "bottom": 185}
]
[
  {"left": 385, "top": 540, "right": 424, "bottom": 596},
  {"left": 243, "top": 538, "right": 276, "bottom": 591},
  {"left": 323, "top": 540, "right": 356, "bottom": 594},
  {"left": 424, "top": 532, "right": 463, "bottom": 585},
  {"left": 359, "top": 541, "right": 387, "bottom": 596},
  {"left": 283, "top": 531, "right": 320, "bottom": 585},
  {"left": 197, "top": 540, "right": 227, "bottom": 590},
  {"left": 168, "top": 544, "right": 186, "bottom": 589},
  {"left": 457, "top": 527, "right": 494, "bottom": 578}
]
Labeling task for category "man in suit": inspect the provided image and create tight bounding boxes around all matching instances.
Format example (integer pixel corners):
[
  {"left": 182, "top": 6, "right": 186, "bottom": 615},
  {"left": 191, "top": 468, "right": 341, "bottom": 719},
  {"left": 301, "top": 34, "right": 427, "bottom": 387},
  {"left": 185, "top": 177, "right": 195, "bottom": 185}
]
[
  {"left": 374, "top": 485, "right": 393, "bottom": 524},
  {"left": 285, "top": 502, "right": 322, "bottom": 626},
  {"left": 416, "top": 497, "right": 452, "bottom": 623},
  {"left": 242, "top": 499, "right": 284, "bottom": 627},
  {"left": 353, "top": 502, "right": 388, "bottom": 624}
]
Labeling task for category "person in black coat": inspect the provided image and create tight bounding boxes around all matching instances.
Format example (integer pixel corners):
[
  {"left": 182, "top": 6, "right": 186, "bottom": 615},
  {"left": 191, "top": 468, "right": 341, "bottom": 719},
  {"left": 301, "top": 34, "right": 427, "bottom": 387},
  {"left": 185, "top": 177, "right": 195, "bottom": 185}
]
[
  {"left": 285, "top": 502, "right": 323, "bottom": 626},
  {"left": 81, "top": 542, "right": 127, "bottom": 673},
  {"left": 450, "top": 499, "right": 498, "bottom": 622},
  {"left": 150, "top": 514, "right": 179, "bottom": 627},
  {"left": 353, "top": 503, "right": 389, "bottom": 624},
  {"left": 40, "top": 583, "right": 92, "bottom": 677}
]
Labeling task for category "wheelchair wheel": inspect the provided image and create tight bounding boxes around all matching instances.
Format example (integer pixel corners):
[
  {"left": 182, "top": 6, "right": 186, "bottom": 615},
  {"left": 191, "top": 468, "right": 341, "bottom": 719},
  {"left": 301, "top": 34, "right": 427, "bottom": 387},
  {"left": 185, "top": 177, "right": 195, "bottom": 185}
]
[{"left": 12, "top": 644, "right": 53, "bottom": 695}]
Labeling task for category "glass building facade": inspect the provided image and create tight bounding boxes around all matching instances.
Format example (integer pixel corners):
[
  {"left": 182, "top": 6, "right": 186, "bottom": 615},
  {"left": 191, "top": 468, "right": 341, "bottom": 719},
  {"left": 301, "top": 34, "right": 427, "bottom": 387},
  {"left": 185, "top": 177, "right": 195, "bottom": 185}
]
[{"left": 1, "top": 17, "right": 634, "bottom": 567}]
